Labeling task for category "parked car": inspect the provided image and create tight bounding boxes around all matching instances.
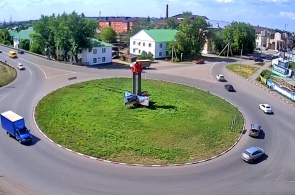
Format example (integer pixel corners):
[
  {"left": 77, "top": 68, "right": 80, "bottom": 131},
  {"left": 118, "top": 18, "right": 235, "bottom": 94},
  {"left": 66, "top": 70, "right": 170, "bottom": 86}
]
[
  {"left": 260, "top": 54, "right": 266, "bottom": 59},
  {"left": 18, "top": 49, "right": 24, "bottom": 54},
  {"left": 254, "top": 57, "right": 264, "bottom": 62},
  {"left": 242, "top": 147, "right": 265, "bottom": 163},
  {"left": 0, "top": 50, "right": 2, "bottom": 53},
  {"left": 224, "top": 84, "right": 235, "bottom": 92},
  {"left": 259, "top": 104, "right": 272, "bottom": 114},
  {"left": 249, "top": 56, "right": 255, "bottom": 60},
  {"left": 196, "top": 59, "right": 204, "bottom": 64},
  {"left": 17, "top": 63, "right": 25, "bottom": 70},
  {"left": 249, "top": 124, "right": 261, "bottom": 138},
  {"left": 216, "top": 74, "right": 225, "bottom": 81}
]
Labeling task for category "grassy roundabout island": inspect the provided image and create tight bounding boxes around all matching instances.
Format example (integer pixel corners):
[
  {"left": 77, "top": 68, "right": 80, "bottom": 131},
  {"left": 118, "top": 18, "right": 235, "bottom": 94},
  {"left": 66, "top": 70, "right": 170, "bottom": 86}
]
[{"left": 35, "top": 78, "right": 244, "bottom": 165}]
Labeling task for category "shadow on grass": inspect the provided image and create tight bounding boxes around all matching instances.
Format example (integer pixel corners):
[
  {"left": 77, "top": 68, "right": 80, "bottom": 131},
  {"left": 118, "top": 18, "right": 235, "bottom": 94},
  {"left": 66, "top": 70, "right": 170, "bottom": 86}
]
[{"left": 128, "top": 101, "right": 177, "bottom": 110}]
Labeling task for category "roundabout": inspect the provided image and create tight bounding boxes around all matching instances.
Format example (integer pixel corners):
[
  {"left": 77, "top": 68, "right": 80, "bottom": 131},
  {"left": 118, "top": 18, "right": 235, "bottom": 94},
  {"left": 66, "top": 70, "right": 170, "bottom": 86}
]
[
  {"left": 34, "top": 78, "right": 243, "bottom": 165},
  {"left": 0, "top": 45, "right": 295, "bottom": 195}
]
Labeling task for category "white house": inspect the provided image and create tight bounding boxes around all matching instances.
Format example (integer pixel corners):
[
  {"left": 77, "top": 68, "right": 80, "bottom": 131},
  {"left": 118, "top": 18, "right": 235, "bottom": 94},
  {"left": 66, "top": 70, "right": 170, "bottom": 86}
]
[
  {"left": 129, "top": 29, "right": 178, "bottom": 59},
  {"left": 80, "top": 39, "right": 113, "bottom": 65}
]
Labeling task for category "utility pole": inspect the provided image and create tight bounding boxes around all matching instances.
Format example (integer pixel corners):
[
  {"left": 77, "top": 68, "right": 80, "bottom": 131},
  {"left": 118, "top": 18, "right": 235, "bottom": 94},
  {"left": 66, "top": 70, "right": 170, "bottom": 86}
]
[
  {"left": 240, "top": 43, "right": 243, "bottom": 72},
  {"left": 171, "top": 44, "right": 174, "bottom": 62}
]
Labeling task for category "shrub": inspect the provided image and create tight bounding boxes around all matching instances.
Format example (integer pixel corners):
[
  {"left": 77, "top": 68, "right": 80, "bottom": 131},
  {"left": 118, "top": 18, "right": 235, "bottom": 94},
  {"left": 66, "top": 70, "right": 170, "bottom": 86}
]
[{"left": 260, "top": 69, "right": 273, "bottom": 79}]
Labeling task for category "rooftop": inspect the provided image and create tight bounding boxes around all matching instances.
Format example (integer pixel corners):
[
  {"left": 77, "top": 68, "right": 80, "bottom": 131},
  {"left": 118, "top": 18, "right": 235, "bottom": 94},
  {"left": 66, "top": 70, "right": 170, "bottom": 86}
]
[
  {"left": 143, "top": 29, "right": 178, "bottom": 42},
  {"left": 9, "top": 28, "right": 35, "bottom": 40},
  {"left": 92, "top": 39, "right": 113, "bottom": 47}
]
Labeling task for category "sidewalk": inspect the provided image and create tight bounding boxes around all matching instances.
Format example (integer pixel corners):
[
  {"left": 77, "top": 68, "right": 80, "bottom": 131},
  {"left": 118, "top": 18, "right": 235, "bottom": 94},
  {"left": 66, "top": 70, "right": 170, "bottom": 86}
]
[{"left": 249, "top": 61, "right": 272, "bottom": 81}]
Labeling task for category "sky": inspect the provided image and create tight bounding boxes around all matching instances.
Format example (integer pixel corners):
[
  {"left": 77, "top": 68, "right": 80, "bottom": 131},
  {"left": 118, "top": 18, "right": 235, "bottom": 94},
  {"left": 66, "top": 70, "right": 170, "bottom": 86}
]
[{"left": 1, "top": 0, "right": 295, "bottom": 31}]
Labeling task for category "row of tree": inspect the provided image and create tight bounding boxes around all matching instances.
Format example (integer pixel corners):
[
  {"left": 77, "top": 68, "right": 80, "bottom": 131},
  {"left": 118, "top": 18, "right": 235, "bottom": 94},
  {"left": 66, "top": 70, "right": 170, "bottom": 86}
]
[
  {"left": 30, "top": 12, "right": 97, "bottom": 61},
  {"left": 2, "top": 11, "right": 258, "bottom": 62}
]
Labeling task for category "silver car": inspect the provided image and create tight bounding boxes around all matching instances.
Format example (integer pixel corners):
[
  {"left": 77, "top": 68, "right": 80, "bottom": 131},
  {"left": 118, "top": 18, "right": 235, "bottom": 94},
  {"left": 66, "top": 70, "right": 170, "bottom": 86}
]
[
  {"left": 242, "top": 147, "right": 265, "bottom": 163},
  {"left": 249, "top": 124, "right": 261, "bottom": 138}
]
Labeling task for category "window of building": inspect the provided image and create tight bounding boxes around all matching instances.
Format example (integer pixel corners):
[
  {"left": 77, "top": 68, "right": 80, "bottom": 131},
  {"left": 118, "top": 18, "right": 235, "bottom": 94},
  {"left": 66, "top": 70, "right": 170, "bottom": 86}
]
[
  {"left": 133, "top": 41, "right": 136, "bottom": 45},
  {"left": 102, "top": 48, "right": 106, "bottom": 53},
  {"left": 93, "top": 58, "right": 97, "bottom": 63},
  {"left": 149, "top": 43, "right": 152, "bottom": 47},
  {"left": 133, "top": 48, "right": 136, "bottom": 53},
  {"left": 143, "top": 42, "right": 145, "bottom": 47},
  {"left": 102, "top": 57, "right": 105, "bottom": 62},
  {"left": 159, "top": 52, "right": 162, "bottom": 56},
  {"left": 160, "top": 43, "right": 162, "bottom": 48},
  {"left": 93, "top": 49, "right": 97, "bottom": 54},
  {"left": 139, "top": 50, "right": 141, "bottom": 54},
  {"left": 138, "top": 42, "right": 141, "bottom": 46},
  {"left": 166, "top": 51, "right": 169, "bottom": 56}
]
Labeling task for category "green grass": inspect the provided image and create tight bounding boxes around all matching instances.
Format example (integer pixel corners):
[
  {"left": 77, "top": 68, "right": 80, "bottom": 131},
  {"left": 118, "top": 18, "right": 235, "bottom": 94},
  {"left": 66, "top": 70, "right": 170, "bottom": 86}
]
[
  {"left": 226, "top": 64, "right": 259, "bottom": 78},
  {"left": 35, "top": 78, "right": 244, "bottom": 165},
  {"left": 0, "top": 63, "right": 17, "bottom": 87}
]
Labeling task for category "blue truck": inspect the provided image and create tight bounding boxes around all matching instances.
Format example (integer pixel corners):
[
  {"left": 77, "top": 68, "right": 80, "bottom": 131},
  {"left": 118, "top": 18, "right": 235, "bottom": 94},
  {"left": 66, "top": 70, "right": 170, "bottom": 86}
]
[{"left": 1, "top": 110, "right": 31, "bottom": 144}]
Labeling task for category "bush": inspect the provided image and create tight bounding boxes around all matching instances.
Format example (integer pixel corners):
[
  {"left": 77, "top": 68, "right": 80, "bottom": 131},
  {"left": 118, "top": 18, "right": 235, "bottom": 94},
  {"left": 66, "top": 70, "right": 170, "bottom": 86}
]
[
  {"left": 260, "top": 69, "right": 273, "bottom": 79},
  {"left": 173, "top": 57, "right": 180, "bottom": 62}
]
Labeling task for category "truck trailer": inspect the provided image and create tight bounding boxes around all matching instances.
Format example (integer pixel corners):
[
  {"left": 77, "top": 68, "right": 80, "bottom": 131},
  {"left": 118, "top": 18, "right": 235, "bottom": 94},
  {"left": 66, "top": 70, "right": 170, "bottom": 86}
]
[{"left": 1, "top": 110, "right": 31, "bottom": 144}]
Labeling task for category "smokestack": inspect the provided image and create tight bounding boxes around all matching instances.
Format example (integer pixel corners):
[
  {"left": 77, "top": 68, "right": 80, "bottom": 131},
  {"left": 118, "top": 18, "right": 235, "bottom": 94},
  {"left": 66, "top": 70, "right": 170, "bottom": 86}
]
[{"left": 166, "top": 4, "right": 168, "bottom": 19}]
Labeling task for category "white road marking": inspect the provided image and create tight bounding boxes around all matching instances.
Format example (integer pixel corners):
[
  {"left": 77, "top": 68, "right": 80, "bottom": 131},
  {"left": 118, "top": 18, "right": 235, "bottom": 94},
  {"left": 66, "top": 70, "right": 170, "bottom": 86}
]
[
  {"left": 0, "top": 94, "right": 9, "bottom": 102},
  {"left": 264, "top": 174, "right": 271, "bottom": 177},
  {"left": 47, "top": 71, "right": 77, "bottom": 79},
  {"left": 275, "top": 169, "right": 283, "bottom": 181},
  {"left": 20, "top": 58, "right": 77, "bottom": 79},
  {"left": 210, "top": 63, "right": 218, "bottom": 83},
  {"left": 25, "top": 66, "right": 33, "bottom": 76}
]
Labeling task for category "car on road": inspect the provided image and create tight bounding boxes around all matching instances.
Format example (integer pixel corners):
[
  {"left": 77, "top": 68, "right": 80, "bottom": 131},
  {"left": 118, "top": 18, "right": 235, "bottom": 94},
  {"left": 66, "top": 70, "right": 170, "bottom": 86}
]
[
  {"left": 224, "top": 84, "right": 235, "bottom": 92},
  {"left": 17, "top": 63, "right": 25, "bottom": 70},
  {"left": 216, "top": 74, "right": 225, "bottom": 81},
  {"left": 18, "top": 49, "right": 24, "bottom": 54},
  {"left": 249, "top": 124, "right": 261, "bottom": 138},
  {"left": 249, "top": 55, "right": 255, "bottom": 60},
  {"left": 242, "top": 147, "right": 265, "bottom": 163},
  {"left": 0, "top": 49, "right": 2, "bottom": 53},
  {"left": 196, "top": 59, "right": 204, "bottom": 64},
  {"left": 259, "top": 104, "right": 272, "bottom": 114},
  {"left": 254, "top": 57, "right": 264, "bottom": 62}
]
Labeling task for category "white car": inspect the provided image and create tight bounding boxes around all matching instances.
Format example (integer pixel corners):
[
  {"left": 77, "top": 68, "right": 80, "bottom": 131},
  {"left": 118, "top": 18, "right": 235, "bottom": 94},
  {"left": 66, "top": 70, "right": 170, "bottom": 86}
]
[
  {"left": 17, "top": 63, "right": 25, "bottom": 70},
  {"left": 216, "top": 74, "right": 225, "bottom": 81},
  {"left": 259, "top": 104, "right": 272, "bottom": 114}
]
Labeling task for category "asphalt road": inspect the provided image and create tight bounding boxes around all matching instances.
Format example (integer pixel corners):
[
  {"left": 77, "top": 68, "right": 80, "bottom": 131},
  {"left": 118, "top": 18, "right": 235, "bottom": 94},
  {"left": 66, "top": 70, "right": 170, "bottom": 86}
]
[{"left": 0, "top": 46, "right": 295, "bottom": 195}]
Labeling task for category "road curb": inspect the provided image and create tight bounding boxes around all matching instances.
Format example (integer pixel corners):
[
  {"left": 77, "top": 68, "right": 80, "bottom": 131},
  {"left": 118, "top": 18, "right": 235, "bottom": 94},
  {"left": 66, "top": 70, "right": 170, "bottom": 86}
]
[
  {"left": 226, "top": 68, "right": 295, "bottom": 108},
  {"left": 32, "top": 79, "right": 245, "bottom": 168}
]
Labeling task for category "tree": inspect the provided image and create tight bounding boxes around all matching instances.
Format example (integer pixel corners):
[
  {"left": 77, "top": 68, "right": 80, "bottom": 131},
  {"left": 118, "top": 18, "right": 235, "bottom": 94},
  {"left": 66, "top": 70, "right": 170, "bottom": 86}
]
[
  {"left": 137, "top": 51, "right": 154, "bottom": 61},
  {"left": 20, "top": 39, "right": 30, "bottom": 50},
  {"left": 167, "top": 15, "right": 210, "bottom": 59},
  {"left": 125, "top": 18, "right": 156, "bottom": 45},
  {"left": 221, "top": 22, "right": 256, "bottom": 55},
  {"left": 165, "top": 18, "right": 179, "bottom": 29},
  {"left": 100, "top": 26, "right": 117, "bottom": 43},
  {"left": 0, "top": 28, "right": 11, "bottom": 45}
]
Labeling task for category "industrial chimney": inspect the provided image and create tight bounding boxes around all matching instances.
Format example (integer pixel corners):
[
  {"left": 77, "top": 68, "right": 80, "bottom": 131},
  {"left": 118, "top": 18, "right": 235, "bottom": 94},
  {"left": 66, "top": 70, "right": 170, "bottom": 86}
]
[{"left": 166, "top": 4, "right": 168, "bottom": 19}]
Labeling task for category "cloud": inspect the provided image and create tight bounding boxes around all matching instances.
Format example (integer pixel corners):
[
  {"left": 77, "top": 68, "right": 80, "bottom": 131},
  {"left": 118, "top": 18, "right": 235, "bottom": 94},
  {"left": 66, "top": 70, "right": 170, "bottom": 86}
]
[
  {"left": 215, "top": 0, "right": 234, "bottom": 3},
  {"left": 279, "top": 11, "right": 295, "bottom": 20},
  {"left": 257, "top": 0, "right": 288, "bottom": 2}
]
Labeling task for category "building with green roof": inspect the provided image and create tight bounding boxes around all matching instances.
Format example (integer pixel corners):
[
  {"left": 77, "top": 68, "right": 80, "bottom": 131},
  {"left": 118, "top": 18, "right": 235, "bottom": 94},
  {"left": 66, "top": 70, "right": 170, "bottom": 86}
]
[
  {"left": 8, "top": 27, "right": 35, "bottom": 48},
  {"left": 80, "top": 38, "right": 113, "bottom": 65},
  {"left": 129, "top": 29, "right": 178, "bottom": 59}
]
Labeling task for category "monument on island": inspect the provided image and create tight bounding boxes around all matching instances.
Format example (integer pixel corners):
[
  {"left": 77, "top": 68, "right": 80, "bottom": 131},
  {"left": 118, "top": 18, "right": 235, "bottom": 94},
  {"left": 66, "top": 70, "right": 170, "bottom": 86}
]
[{"left": 124, "top": 61, "right": 149, "bottom": 106}]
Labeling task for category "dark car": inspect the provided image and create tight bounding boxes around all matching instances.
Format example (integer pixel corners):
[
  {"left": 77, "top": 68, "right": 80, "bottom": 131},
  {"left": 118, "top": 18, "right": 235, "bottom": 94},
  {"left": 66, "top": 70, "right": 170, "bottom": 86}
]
[
  {"left": 0, "top": 50, "right": 2, "bottom": 53},
  {"left": 18, "top": 50, "right": 24, "bottom": 54},
  {"left": 254, "top": 57, "right": 264, "bottom": 62},
  {"left": 196, "top": 59, "right": 204, "bottom": 64},
  {"left": 224, "top": 84, "right": 235, "bottom": 92},
  {"left": 249, "top": 55, "right": 255, "bottom": 60},
  {"left": 249, "top": 124, "right": 261, "bottom": 138}
]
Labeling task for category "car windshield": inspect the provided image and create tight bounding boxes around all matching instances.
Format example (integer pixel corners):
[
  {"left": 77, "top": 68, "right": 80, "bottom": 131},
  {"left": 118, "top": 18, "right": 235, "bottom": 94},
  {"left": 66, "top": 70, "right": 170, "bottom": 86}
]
[
  {"left": 18, "top": 128, "right": 28, "bottom": 135},
  {"left": 265, "top": 106, "right": 270, "bottom": 109},
  {"left": 251, "top": 129, "right": 259, "bottom": 132},
  {"left": 244, "top": 151, "right": 251, "bottom": 156}
]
